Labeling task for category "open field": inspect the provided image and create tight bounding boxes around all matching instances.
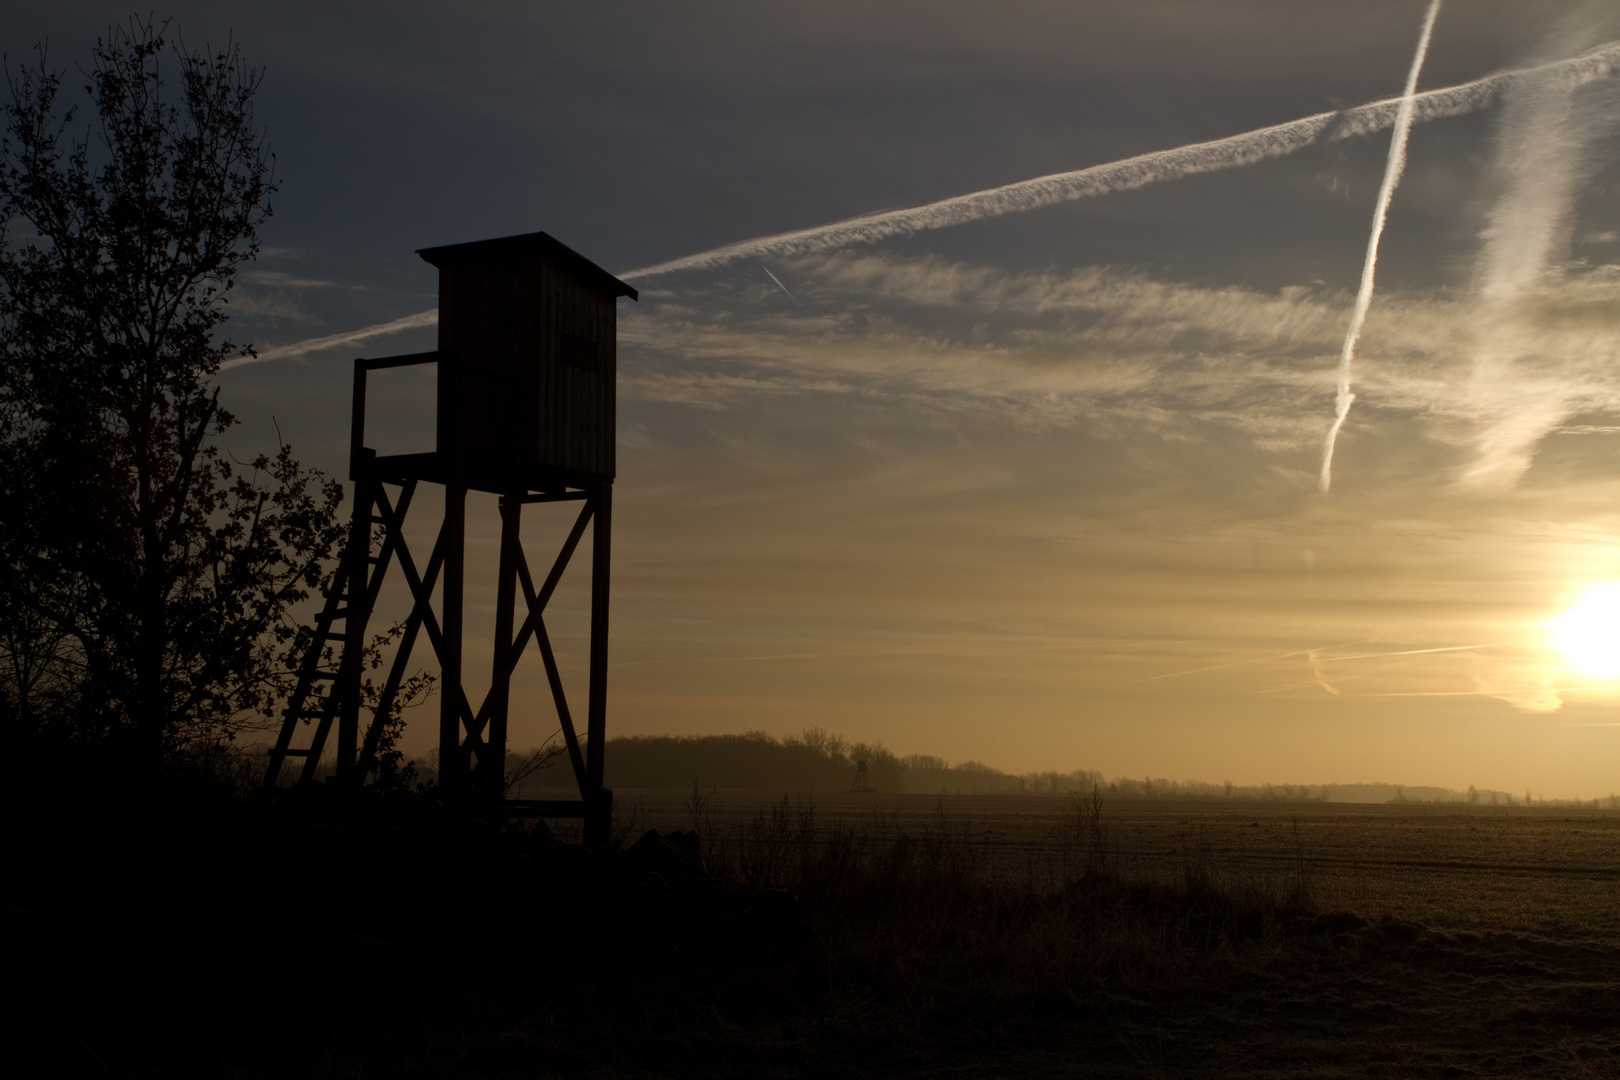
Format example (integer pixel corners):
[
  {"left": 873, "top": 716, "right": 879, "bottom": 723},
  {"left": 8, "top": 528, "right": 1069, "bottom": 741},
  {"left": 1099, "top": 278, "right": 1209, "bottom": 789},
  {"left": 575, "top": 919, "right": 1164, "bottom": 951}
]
[
  {"left": 520, "top": 788, "right": 1620, "bottom": 1078},
  {"left": 599, "top": 789, "right": 1620, "bottom": 935}
]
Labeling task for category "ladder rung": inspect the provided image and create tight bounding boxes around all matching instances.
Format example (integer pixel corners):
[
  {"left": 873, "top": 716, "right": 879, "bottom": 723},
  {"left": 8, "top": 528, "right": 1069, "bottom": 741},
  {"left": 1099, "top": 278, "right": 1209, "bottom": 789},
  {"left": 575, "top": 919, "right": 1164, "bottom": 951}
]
[
  {"left": 270, "top": 748, "right": 314, "bottom": 758},
  {"left": 309, "top": 671, "right": 338, "bottom": 681}
]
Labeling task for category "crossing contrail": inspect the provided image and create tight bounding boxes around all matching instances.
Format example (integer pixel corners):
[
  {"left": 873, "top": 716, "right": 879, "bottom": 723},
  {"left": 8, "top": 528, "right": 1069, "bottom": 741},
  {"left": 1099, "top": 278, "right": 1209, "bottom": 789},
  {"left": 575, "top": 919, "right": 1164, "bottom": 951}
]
[
  {"left": 1318, "top": 0, "right": 1443, "bottom": 495},
  {"left": 234, "top": 40, "right": 1620, "bottom": 368},
  {"left": 620, "top": 38, "right": 1620, "bottom": 280}
]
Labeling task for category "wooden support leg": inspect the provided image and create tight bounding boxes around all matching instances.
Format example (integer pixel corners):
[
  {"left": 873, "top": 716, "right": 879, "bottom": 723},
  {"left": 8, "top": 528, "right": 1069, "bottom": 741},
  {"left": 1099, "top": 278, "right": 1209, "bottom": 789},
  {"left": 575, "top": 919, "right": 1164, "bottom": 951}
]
[
  {"left": 584, "top": 480, "right": 613, "bottom": 849},
  {"left": 485, "top": 495, "right": 521, "bottom": 795},
  {"left": 439, "top": 479, "right": 467, "bottom": 787}
]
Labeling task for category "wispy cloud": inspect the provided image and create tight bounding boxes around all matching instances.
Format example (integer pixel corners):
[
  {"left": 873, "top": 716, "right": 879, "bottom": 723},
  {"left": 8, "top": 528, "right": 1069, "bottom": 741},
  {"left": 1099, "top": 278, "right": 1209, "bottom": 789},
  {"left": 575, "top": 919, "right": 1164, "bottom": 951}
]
[
  {"left": 1456, "top": 5, "right": 1620, "bottom": 489},
  {"left": 619, "top": 252, "right": 1620, "bottom": 492}
]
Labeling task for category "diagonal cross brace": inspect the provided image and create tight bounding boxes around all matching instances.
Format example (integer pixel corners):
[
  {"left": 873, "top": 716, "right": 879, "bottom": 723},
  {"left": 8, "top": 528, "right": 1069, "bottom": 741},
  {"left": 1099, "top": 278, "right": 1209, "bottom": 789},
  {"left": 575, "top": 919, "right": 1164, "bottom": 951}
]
[
  {"left": 379, "top": 491, "right": 477, "bottom": 734},
  {"left": 465, "top": 498, "right": 595, "bottom": 791},
  {"left": 533, "top": 618, "right": 588, "bottom": 795},
  {"left": 356, "top": 523, "right": 447, "bottom": 778}
]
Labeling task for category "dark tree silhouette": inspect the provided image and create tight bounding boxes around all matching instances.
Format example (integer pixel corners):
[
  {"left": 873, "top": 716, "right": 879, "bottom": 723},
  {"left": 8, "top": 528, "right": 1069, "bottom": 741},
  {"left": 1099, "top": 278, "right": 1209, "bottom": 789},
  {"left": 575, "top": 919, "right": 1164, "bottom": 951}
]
[{"left": 0, "top": 18, "right": 344, "bottom": 772}]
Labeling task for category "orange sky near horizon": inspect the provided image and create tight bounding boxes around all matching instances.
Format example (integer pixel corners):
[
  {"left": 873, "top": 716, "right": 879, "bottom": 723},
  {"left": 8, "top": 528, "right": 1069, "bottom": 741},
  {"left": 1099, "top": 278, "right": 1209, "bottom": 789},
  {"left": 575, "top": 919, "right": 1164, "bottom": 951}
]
[{"left": 15, "top": 0, "right": 1618, "bottom": 796}]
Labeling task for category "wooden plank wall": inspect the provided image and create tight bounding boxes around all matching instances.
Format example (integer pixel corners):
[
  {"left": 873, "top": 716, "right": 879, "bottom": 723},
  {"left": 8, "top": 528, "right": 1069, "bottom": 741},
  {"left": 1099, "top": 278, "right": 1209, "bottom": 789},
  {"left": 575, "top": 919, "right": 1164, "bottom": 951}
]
[
  {"left": 436, "top": 248, "right": 617, "bottom": 485},
  {"left": 535, "top": 256, "right": 615, "bottom": 478}
]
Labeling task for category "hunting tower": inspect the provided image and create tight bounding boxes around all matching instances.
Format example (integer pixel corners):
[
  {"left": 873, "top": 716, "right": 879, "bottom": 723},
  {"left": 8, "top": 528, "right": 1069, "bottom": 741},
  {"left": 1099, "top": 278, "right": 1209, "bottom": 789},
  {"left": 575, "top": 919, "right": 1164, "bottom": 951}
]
[{"left": 265, "top": 232, "right": 637, "bottom": 847}]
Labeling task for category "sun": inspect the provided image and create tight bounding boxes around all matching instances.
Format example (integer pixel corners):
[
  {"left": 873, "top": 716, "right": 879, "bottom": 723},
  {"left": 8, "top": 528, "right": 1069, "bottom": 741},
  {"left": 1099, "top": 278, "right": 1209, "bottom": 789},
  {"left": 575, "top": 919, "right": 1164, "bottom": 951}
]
[{"left": 1549, "top": 582, "right": 1620, "bottom": 680}]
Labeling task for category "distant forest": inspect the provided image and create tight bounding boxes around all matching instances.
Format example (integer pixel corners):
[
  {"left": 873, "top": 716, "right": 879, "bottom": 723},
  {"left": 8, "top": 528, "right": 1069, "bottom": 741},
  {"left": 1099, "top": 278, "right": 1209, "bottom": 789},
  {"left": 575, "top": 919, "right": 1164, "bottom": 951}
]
[
  {"left": 497, "top": 729, "right": 1599, "bottom": 806},
  {"left": 596, "top": 729, "right": 1099, "bottom": 796}
]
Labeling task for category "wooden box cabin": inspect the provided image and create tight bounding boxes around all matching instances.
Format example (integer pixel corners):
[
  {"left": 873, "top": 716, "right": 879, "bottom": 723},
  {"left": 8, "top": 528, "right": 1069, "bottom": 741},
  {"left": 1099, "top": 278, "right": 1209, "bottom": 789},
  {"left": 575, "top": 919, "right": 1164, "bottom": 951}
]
[{"left": 364, "top": 231, "right": 638, "bottom": 493}]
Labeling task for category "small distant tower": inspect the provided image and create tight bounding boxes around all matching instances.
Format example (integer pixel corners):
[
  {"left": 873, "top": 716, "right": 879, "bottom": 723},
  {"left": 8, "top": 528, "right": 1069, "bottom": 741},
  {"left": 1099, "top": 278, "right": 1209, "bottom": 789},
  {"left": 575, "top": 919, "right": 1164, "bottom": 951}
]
[{"left": 851, "top": 759, "right": 869, "bottom": 792}]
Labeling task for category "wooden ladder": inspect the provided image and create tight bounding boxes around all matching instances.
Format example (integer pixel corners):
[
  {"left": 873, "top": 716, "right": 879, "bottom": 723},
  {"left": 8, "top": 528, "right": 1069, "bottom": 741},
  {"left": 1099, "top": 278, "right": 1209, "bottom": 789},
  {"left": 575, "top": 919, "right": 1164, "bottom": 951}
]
[{"left": 262, "top": 476, "right": 418, "bottom": 787}]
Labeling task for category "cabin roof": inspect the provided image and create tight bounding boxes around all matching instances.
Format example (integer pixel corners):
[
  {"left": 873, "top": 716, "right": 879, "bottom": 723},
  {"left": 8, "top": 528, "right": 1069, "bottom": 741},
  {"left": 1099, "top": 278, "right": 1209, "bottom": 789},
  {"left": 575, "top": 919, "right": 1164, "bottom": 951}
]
[{"left": 416, "top": 231, "right": 638, "bottom": 301}]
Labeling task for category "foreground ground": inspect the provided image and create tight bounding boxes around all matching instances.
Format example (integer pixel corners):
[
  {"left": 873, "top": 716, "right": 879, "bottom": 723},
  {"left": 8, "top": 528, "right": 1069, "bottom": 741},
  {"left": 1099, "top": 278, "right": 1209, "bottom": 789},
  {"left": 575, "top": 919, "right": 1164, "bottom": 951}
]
[
  {"left": 613, "top": 790, "right": 1620, "bottom": 1077},
  {"left": 9, "top": 788, "right": 1620, "bottom": 1077}
]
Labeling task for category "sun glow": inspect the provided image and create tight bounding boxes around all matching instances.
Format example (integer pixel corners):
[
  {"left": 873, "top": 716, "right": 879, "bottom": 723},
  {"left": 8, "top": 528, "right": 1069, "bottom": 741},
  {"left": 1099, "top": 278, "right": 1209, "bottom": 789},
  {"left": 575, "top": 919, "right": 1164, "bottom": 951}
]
[{"left": 1549, "top": 582, "right": 1620, "bottom": 680}]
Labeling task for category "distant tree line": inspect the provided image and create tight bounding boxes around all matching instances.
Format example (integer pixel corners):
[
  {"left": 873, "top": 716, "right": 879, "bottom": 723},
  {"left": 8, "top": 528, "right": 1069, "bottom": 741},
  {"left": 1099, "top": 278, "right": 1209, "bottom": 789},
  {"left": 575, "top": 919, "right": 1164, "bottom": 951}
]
[
  {"left": 604, "top": 729, "right": 906, "bottom": 792},
  {"left": 492, "top": 730, "right": 1612, "bottom": 808},
  {"left": 584, "top": 729, "right": 1102, "bottom": 796}
]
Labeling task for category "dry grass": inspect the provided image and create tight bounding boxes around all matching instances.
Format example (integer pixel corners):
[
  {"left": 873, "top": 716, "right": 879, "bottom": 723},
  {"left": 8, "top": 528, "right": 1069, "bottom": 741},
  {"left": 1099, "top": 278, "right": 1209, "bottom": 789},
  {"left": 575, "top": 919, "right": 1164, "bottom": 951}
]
[
  {"left": 18, "top": 785, "right": 1620, "bottom": 1078},
  {"left": 678, "top": 788, "right": 1320, "bottom": 996}
]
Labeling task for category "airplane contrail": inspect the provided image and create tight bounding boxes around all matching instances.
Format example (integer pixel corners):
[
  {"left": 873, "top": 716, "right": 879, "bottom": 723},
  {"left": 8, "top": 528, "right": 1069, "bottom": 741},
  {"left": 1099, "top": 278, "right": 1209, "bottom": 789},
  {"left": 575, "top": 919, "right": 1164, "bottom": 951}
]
[
  {"left": 620, "top": 38, "right": 1620, "bottom": 280},
  {"left": 762, "top": 266, "right": 795, "bottom": 298},
  {"left": 220, "top": 308, "right": 439, "bottom": 370},
  {"left": 1319, "top": 0, "right": 1442, "bottom": 495},
  {"left": 1306, "top": 649, "right": 1343, "bottom": 695},
  {"left": 234, "top": 40, "right": 1620, "bottom": 368},
  {"left": 1312, "top": 642, "right": 1506, "bottom": 663},
  {"left": 1124, "top": 640, "right": 1374, "bottom": 684}
]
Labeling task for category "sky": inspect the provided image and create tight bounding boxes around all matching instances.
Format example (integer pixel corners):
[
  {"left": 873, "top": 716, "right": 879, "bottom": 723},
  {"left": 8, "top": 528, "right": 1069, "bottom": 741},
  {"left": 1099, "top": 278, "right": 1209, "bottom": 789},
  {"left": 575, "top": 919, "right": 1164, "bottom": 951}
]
[{"left": 9, "top": 1, "right": 1620, "bottom": 795}]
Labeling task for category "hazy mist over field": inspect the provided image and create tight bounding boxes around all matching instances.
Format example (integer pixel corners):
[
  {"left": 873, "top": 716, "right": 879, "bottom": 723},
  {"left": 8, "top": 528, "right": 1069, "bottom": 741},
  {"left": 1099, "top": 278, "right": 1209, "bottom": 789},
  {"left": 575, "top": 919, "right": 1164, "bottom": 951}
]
[{"left": 10, "top": 1, "right": 1620, "bottom": 796}]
